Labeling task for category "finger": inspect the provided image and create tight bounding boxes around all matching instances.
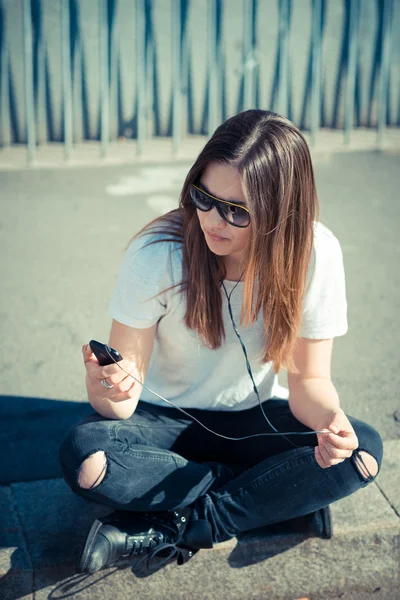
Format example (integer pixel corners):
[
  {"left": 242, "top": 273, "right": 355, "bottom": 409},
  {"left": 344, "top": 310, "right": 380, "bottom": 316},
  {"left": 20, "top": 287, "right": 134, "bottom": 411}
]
[
  {"left": 108, "top": 384, "right": 139, "bottom": 403},
  {"left": 318, "top": 443, "right": 333, "bottom": 465},
  {"left": 86, "top": 359, "right": 134, "bottom": 385},
  {"left": 315, "top": 446, "right": 329, "bottom": 469},
  {"left": 82, "top": 344, "right": 98, "bottom": 364},
  {"left": 104, "top": 369, "right": 137, "bottom": 388},
  {"left": 98, "top": 360, "right": 136, "bottom": 383},
  {"left": 318, "top": 444, "right": 346, "bottom": 466},
  {"left": 85, "top": 361, "right": 125, "bottom": 385},
  {"left": 320, "top": 440, "right": 354, "bottom": 460},
  {"left": 114, "top": 375, "right": 136, "bottom": 393},
  {"left": 86, "top": 373, "right": 135, "bottom": 401},
  {"left": 98, "top": 373, "right": 136, "bottom": 395},
  {"left": 321, "top": 431, "right": 358, "bottom": 451}
]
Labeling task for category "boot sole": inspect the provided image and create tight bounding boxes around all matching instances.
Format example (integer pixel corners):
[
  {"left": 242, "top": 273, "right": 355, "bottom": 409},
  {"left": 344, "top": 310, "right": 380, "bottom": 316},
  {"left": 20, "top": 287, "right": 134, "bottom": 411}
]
[{"left": 77, "top": 518, "right": 104, "bottom": 574}]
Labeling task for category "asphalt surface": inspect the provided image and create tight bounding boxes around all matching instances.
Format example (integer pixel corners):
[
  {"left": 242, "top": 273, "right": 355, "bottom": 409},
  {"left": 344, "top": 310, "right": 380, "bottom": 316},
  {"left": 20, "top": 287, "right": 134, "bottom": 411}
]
[{"left": 0, "top": 150, "right": 399, "bottom": 484}]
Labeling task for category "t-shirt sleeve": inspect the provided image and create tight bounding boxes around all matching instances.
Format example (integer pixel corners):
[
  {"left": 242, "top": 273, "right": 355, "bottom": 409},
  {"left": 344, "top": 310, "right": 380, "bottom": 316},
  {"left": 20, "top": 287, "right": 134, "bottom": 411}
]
[
  {"left": 109, "top": 234, "right": 171, "bottom": 328},
  {"left": 299, "top": 226, "right": 348, "bottom": 339}
]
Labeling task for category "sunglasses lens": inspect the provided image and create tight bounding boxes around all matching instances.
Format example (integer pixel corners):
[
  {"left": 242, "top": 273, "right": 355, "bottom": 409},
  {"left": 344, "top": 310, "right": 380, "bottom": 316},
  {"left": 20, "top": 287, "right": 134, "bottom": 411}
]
[
  {"left": 223, "top": 204, "right": 250, "bottom": 227},
  {"left": 189, "top": 185, "right": 250, "bottom": 227},
  {"left": 189, "top": 186, "right": 213, "bottom": 211}
]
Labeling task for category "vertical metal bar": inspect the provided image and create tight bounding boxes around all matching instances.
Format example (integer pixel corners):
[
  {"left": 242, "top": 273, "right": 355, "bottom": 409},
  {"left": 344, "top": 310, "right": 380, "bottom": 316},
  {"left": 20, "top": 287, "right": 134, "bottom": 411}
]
[
  {"left": 344, "top": 0, "right": 358, "bottom": 145},
  {"left": 243, "top": 0, "right": 254, "bottom": 110},
  {"left": 1, "top": 41, "right": 10, "bottom": 147},
  {"left": 310, "top": 0, "right": 322, "bottom": 146},
  {"left": 99, "top": 0, "right": 109, "bottom": 157},
  {"left": 136, "top": 0, "right": 146, "bottom": 155},
  {"left": 215, "top": 0, "right": 223, "bottom": 120},
  {"left": 109, "top": 1, "right": 119, "bottom": 141},
  {"left": 61, "top": 0, "right": 73, "bottom": 159},
  {"left": 146, "top": 35, "right": 154, "bottom": 138},
  {"left": 172, "top": 0, "right": 182, "bottom": 155},
  {"left": 357, "top": 0, "right": 368, "bottom": 125},
  {"left": 377, "top": 0, "right": 392, "bottom": 147},
  {"left": 22, "top": 0, "right": 36, "bottom": 163},
  {"left": 278, "top": 0, "right": 289, "bottom": 117},
  {"left": 73, "top": 36, "right": 83, "bottom": 143},
  {"left": 36, "top": 16, "right": 47, "bottom": 146},
  {"left": 207, "top": 0, "right": 218, "bottom": 137},
  {"left": 180, "top": 0, "right": 189, "bottom": 139}
]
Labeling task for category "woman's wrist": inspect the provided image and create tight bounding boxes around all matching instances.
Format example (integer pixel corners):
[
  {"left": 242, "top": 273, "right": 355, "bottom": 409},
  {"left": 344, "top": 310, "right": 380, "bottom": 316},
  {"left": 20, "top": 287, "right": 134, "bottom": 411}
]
[
  {"left": 288, "top": 377, "right": 342, "bottom": 432},
  {"left": 313, "top": 407, "right": 345, "bottom": 432},
  {"left": 86, "top": 385, "right": 139, "bottom": 420}
]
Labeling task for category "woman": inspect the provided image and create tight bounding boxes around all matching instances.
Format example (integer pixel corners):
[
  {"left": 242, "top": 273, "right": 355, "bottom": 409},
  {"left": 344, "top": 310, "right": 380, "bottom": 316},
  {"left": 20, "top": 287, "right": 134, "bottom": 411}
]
[{"left": 59, "top": 109, "right": 383, "bottom": 575}]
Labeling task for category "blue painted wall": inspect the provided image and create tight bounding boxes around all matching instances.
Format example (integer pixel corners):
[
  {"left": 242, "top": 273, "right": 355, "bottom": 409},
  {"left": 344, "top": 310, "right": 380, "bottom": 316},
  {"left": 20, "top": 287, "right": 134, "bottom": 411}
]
[{"left": 0, "top": 0, "right": 399, "bottom": 145}]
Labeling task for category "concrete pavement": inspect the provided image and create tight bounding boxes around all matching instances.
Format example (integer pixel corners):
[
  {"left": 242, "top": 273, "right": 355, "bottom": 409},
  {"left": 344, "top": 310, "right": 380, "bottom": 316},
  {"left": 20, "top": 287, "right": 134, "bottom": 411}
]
[{"left": 1, "top": 441, "right": 399, "bottom": 599}]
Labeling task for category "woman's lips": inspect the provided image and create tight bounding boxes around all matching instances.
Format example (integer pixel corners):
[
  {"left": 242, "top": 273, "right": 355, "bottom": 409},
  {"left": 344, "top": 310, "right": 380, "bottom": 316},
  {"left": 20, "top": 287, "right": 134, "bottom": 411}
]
[{"left": 205, "top": 230, "right": 228, "bottom": 242}]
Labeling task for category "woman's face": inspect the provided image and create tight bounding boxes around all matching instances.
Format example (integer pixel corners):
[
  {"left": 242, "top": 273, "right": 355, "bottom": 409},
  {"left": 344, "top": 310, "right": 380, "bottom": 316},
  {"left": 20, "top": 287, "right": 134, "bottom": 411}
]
[{"left": 196, "top": 162, "right": 252, "bottom": 271}]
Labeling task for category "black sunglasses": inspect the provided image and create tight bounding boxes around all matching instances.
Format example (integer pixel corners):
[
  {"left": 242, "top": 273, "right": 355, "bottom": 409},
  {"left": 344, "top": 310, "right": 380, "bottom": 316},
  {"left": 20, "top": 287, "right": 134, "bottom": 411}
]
[{"left": 189, "top": 184, "right": 251, "bottom": 228}]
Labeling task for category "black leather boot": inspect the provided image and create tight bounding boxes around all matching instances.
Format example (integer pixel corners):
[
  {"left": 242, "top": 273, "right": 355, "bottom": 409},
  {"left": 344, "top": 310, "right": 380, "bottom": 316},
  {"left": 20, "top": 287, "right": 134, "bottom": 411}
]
[{"left": 78, "top": 507, "right": 213, "bottom": 574}]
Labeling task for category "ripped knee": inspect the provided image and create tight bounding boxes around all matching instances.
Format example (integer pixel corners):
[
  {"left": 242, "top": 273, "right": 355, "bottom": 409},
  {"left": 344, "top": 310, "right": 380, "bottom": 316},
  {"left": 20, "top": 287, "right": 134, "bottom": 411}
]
[
  {"left": 353, "top": 450, "right": 379, "bottom": 480},
  {"left": 78, "top": 451, "right": 107, "bottom": 490}
]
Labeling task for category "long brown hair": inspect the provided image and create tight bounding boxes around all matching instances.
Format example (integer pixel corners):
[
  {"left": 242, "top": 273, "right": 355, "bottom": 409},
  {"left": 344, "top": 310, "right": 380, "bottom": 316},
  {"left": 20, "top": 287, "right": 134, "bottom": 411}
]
[{"left": 133, "top": 109, "right": 319, "bottom": 373}]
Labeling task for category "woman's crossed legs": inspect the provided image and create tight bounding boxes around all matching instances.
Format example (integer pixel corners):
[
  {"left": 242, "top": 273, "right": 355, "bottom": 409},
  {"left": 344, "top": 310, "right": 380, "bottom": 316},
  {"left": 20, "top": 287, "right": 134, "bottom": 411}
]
[{"left": 59, "top": 399, "right": 382, "bottom": 543}]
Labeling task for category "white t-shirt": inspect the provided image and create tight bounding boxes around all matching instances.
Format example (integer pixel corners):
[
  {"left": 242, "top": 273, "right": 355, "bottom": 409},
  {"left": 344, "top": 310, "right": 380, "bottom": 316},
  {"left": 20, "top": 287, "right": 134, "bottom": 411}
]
[{"left": 109, "top": 221, "right": 348, "bottom": 411}]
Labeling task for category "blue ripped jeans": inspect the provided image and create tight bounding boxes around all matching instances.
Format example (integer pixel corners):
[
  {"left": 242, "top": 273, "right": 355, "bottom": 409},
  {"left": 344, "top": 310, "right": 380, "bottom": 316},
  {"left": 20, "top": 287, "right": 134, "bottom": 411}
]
[{"left": 59, "top": 399, "right": 383, "bottom": 544}]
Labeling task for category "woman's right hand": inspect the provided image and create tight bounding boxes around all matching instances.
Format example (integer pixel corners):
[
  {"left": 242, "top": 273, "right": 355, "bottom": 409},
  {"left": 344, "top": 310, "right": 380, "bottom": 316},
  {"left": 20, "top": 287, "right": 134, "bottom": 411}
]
[
  {"left": 82, "top": 344, "right": 138, "bottom": 404},
  {"left": 82, "top": 321, "right": 157, "bottom": 420}
]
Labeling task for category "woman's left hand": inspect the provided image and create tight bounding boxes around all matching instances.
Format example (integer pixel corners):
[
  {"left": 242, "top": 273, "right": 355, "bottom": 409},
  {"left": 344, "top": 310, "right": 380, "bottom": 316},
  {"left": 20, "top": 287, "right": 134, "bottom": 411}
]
[{"left": 315, "top": 410, "right": 359, "bottom": 469}]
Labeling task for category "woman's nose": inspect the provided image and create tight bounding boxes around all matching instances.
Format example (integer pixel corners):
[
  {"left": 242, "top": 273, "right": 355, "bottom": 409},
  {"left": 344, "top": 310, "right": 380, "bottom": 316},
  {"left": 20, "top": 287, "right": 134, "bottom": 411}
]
[{"left": 205, "top": 206, "right": 226, "bottom": 229}]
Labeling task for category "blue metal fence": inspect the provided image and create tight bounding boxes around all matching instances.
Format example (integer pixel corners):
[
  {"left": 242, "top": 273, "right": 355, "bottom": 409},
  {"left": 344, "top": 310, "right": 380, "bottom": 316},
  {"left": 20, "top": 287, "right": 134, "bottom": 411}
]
[{"left": 0, "top": 0, "right": 399, "bottom": 163}]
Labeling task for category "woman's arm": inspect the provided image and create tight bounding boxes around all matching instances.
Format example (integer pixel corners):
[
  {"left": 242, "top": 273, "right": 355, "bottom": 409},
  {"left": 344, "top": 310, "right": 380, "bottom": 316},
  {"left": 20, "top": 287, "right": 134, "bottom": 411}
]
[
  {"left": 288, "top": 337, "right": 358, "bottom": 469},
  {"left": 287, "top": 338, "right": 341, "bottom": 431},
  {"left": 84, "top": 319, "right": 157, "bottom": 420}
]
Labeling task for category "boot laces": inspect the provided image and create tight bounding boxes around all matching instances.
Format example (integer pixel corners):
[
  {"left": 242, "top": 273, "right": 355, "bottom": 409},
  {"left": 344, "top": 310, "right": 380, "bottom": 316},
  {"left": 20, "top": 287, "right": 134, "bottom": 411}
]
[
  {"left": 134, "top": 511, "right": 190, "bottom": 571},
  {"left": 136, "top": 541, "right": 187, "bottom": 571},
  {"left": 129, "top": 535, "right": 159, "bottom": 558}
]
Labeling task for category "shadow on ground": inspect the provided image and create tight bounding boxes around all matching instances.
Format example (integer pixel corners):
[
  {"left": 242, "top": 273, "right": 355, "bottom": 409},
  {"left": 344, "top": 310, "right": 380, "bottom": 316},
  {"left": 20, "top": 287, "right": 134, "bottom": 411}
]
[
  {"left": 0, "top": 519, "right": 311, "bottom": 600},
  {"left": 0, "top": 534, "right": 309, "bottom": 600},
  {"left": 0, "top": 395, "right": 93, "bottom": 484}
]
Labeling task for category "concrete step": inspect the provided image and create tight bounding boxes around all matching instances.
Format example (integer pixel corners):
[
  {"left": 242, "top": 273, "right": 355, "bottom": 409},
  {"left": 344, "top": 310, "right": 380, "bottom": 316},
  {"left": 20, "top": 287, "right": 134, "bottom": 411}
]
[{"left": 1, "top": 440, "right": 399, "bottom": 600}]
